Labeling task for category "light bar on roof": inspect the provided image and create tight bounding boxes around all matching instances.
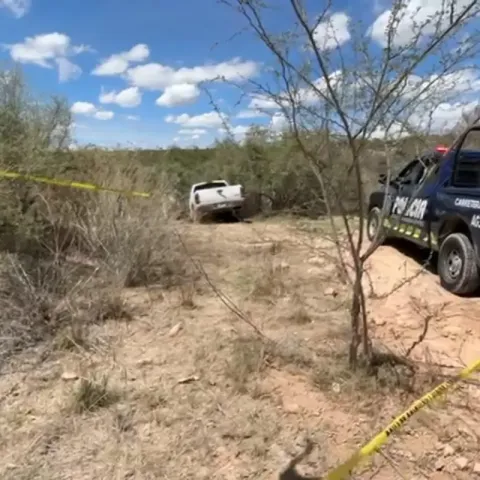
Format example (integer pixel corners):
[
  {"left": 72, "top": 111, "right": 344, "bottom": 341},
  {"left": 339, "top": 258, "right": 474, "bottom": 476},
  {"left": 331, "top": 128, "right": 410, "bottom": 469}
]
[{"left": 435, "top": 145, "right": 449, "bottom": 154}]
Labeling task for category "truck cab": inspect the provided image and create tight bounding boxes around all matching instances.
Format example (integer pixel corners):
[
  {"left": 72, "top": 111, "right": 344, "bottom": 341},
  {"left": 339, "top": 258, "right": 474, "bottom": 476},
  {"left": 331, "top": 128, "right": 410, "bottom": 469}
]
[{"left": 367, "top": 126, "right": 480, "bottom": 295}]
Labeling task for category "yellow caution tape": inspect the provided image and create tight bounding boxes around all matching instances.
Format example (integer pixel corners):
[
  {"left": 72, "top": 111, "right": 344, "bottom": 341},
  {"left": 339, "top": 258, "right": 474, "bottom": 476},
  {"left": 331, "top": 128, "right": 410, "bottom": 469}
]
[
  {"left": 0, "top": 170, "right": 151, "bottom": 198},
  {"left": 325, "top": 358, "right": 480, "bottom": 480}
]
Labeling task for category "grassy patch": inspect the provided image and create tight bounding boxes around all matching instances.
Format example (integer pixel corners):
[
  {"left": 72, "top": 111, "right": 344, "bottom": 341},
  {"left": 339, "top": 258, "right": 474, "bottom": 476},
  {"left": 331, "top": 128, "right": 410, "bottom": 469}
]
[
  {"left": 90, "top": 291, "right": 133, "bottom": 323},
  {"left": 225, "top": 336, "right": 315, "bottom": 393},
  {"left": 236, "top": 256, "right": 288, "bottom": 302},
  {"left": 70, "top": 374, "right": 120, "bottom": 414},
  {"left": 225, "top": 336, "right": 270, "bottom": 393}
]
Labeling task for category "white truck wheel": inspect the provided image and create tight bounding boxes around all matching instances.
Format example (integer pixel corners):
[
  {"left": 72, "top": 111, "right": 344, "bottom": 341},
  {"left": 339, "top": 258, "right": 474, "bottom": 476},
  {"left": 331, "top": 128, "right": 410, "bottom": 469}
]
[{"left": 191, "top": 210, "right": 201, "bottom": 223}]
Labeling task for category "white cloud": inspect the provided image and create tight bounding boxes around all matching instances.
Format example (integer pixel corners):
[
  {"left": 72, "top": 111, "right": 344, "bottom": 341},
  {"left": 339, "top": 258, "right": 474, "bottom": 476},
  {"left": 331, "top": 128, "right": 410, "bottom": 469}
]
[
  {"left": 172, "top": 133, "right": 208, "bottom": 147},
  {"left": 126, "top": 115, "right": 139, "bottom": 121},
  {"left": 94, "top": 111, "right": 114, "bottom": 121},
  {"left": 156, "top": 83, "right": 200, "bottom": 107},
  {"left": 123, "top": 44, "right": 149, "bottom": 62},
  {"left": 270, "top": 112, "right": 289, "bottom": 132},
  {"left": 313, "top": 12, "right": 351, "bottom": 51},
  {"left": 414, "top": 100, "right": 479, "bottom": 132},
  {"left": 236, "top": 109, "right": 268, "bottom": 119},
  {"left": 370, "top": 0, "right": 480, "bottom": 47},
  {"left": 126, "top": 57, "right": 259, "bottom": 90},
  {"left": 230, "top": 125, "right": 250, "bottom": 139},
  {"left": 217, "top": 124, "right": 251, "bottom": 143},
  {"left": 92, "top": 43, "right": 150, "bottom": 76},
  {"left": 370, "top": 68, "right": 480, "bottom": 139},
  {"left": 248, "top": 94, "right": 282, "bottom": 110},
  {"left": 71, "top": 101, "right": 114, "bottom": 121},
  {"left": 8, "top": 33, "right": 70, "bottom": 66},
  {"left": 99, "top": 86, "right": 142, "bottom": 108},
  {"left": 71, "top": 121, "right": 88, "bottom": 130},
  {"left": 249, "top": 67, "right": 480, "bottom": 124},
  {"left": 244, "top": 67, "right": 480, "bottom": 137},
  {"left": 71, "top": 102, "right": 96, "bottom": 115},
  {"left": 402, "top": 69, "right": 480, "bottom": 102},
  {"left": 5, "top": 32, "right": 90, "bottom": 82},
  {"left": 370, "top": 122, "right": 411, "bottom": 139},
  {"left": 247, "top": 71, "right": 343, "bottom": 110},
  {"left": 165, "top": 111, "right": 226, "bottom": 128},
  {"left": 372, "top": 100, "right": 480, "bottom": 139},
  {"left": 55, "top": 58, "right": 82, "bottom": 82},
  {"left": 178, "top": 128, "right": 207, "bottom": 135},
  {"left": 0, "top": 0, "right": 31, "bottom": 18}
]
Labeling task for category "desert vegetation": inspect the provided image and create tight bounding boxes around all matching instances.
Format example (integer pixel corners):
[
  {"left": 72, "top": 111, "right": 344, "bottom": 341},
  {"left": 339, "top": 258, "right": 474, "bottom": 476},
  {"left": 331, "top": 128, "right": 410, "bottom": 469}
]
[{"left": 1, "top": 1, "right": 480, "bottom": 479}]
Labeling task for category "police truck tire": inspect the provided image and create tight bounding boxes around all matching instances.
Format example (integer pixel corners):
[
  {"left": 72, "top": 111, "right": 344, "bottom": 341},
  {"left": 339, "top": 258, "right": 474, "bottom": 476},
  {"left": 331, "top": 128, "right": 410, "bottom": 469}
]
[
  {"left": 367, "top": 206, "right": 385, "bottom": 243},
  {"left": 438, "top": 233, "right": 480, "bottom": 295}
]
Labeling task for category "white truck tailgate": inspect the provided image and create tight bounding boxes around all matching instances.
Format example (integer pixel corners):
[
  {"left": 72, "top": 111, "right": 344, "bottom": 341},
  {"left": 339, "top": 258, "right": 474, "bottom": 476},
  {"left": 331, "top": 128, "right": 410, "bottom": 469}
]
[{"left": 197, "top": 185, "right": 243, "bottom": 206}]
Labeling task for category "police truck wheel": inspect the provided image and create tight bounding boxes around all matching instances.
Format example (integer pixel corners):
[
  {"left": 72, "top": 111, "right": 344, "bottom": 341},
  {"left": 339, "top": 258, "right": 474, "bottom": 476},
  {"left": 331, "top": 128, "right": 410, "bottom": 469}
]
[
  {"left": 438, "top": 233, "right": 480, "bottom": 295},
  {"left": 367, "top": 207, "right": 385, "bottom": 243}
]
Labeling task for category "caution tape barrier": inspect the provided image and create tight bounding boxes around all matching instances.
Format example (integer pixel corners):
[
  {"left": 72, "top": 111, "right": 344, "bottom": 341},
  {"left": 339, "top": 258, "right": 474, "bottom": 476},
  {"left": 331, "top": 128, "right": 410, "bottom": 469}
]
[
  {"left": 0, "top": 169, "right": 151, "bottom": 198},
  {"left": 325, "top": 358, "right": 480, "bottom": 479}
]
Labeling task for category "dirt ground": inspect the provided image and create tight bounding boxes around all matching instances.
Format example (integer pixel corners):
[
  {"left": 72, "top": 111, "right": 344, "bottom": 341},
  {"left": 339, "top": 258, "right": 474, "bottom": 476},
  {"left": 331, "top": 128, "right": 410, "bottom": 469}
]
[{"left": 0, "top": 218, "right": 479, "bottom": 480}]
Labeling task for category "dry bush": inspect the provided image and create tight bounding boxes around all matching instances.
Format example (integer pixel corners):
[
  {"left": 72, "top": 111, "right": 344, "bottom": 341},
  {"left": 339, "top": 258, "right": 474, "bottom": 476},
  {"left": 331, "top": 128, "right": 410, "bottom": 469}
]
[
  {"left": 0, "top": 252, "right": 76, "bottom": 359},
  {"left": 0, "top": 148, "right": 195, "bottom": 363},
  {"left": 53, "top": 322, "right": 91, "bottom": 351},
  {"left": 225, "top": 336, "right": 271, "bottom": 393},
  {"left": 87, "top": 290, "right": 133, "bottom": 323}
]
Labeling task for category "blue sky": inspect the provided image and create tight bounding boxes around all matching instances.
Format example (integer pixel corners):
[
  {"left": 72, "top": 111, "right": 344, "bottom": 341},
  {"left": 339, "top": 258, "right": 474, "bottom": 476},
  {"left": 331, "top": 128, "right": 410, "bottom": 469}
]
[{"left": 1, "top": 0, "right": 479, "bottom": 148}]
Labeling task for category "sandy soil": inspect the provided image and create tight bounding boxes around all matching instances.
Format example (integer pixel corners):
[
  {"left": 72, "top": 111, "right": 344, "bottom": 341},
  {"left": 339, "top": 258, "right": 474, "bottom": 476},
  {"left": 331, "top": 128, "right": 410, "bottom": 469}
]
[{"left": 0, "top": 218, "right": 479, "bottom": 480}]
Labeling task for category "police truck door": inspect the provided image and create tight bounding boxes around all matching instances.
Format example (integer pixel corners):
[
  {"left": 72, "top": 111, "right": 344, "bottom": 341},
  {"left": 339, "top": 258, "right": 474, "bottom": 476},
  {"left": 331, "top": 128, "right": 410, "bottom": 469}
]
[{"left": 390, "top": 157, "right": 431, "bottom": 243}]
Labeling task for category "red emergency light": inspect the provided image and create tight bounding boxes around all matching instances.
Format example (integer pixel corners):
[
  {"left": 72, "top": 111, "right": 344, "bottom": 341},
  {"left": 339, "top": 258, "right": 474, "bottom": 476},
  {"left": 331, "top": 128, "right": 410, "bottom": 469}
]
[{"left": 435, "top": 145, "right": 449, "bottom": 154}]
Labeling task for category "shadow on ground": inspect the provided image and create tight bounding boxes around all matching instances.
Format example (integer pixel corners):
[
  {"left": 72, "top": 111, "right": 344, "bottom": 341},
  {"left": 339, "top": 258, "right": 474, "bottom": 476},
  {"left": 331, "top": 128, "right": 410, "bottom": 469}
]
[
  {"left": 387, "top": 238, "right": 480, "bottom": 297},
  {"left": 202, "top": 211, "right": 252, "bottom": 224}
]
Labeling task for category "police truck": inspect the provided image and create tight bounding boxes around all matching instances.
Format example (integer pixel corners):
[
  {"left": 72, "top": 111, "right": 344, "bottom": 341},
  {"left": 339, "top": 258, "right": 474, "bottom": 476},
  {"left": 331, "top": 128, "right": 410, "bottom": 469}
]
[{"left": 367, "top": 125, "right": 480, "bottom": 296}]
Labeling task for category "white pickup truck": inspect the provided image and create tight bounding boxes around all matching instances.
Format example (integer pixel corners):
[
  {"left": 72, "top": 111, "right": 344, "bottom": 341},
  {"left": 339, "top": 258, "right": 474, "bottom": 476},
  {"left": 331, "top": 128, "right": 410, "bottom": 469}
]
[{"left": 189, "top": 180, "right": 245, "bottom": 222}]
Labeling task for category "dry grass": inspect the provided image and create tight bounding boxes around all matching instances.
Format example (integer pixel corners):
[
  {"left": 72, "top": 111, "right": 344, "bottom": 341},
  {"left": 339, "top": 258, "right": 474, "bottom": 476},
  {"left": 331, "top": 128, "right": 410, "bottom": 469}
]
[
  {"left": 178, "top": 280, "right": 198, "bottom": 309},
  {"left": 70, "top": 374, "right": 120, "bottom": 413},
  {"left": 278, "top": 293, "right": 314, "bottom": 325},
  {"left": 224, "top": 336, "right": 271, "bottom": 392},
  {"left": 236, "top": 253, "right": 288, "bottom": 302},
  {"left": 0, "top": 215, "right": 479, "bottom": 480},
  {"left": 0, "top": 157, "right": 194, "bottom": 364},
  {"left": 89, "top": 290, "right": 134, "bottom": 323},
  {"left": 53, "top": 322, "right": 91, "bottom": 351}
]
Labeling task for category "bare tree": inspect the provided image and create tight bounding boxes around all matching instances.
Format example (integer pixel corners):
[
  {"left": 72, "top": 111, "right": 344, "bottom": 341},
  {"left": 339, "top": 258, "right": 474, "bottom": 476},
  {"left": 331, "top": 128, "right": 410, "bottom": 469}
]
[{"left": 220, "top": 0, "right": 480, "bottom": 368}]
